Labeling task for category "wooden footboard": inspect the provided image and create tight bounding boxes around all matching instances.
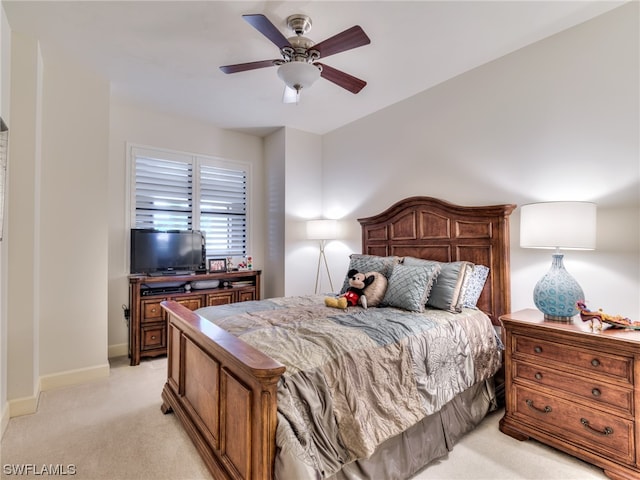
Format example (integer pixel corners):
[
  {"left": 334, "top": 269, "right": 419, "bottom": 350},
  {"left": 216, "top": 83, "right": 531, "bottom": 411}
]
[{"left": 160, "top": 300, "right": 285, "bottom": 480}]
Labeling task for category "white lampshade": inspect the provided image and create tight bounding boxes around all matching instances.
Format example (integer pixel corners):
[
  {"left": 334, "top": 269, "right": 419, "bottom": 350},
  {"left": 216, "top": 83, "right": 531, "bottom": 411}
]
[
  {"left": 520, "top": 202, "right": 597, "bottom": 250},
  {"left": 277, "top": 62, "right": 321, "bottom": 91},
  {"left": 306, "top": 219, "right": 337, "bottom": 240}
]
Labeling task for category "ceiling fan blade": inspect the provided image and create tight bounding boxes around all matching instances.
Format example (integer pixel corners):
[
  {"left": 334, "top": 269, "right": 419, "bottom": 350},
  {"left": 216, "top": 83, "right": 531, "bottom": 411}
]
[
  {"left": 220, "top": 59, "right": 280, "bottom": 74},
  {"left": 316, "top": 63, "right": 367, "bottom": 94},
  {"left": 312, "top": 26, "right": 370, "bottom": 58},
  {"left": 243, "top": 14, "right": 292, "bottom": 50}
]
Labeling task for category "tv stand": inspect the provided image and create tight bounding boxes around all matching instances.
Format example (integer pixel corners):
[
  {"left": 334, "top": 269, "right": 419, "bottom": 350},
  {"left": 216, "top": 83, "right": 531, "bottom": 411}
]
[{"left": 128, "top": 270, "right": 261, "bottom": 365}]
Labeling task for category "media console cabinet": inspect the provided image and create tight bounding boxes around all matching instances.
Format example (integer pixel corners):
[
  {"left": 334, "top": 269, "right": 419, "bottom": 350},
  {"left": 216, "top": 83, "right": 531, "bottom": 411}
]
[{"left": 128, "top": 270, "right": 261, "bottom": 365}]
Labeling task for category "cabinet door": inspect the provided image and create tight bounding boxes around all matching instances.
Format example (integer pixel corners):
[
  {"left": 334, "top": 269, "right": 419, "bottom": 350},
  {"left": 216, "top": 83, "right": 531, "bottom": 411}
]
[{"left": 207, "top": 291, "right": 236, "bottom": 306}]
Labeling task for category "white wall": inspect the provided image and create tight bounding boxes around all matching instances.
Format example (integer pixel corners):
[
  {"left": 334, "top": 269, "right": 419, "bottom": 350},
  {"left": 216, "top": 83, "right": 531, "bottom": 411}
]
[
  {"left": 0, "top": 0, "right": 11, "bottom": 436},
  {"left": 38, "top": 46, "right": 110, "bottom": 376},
  {"left": 5, "top": 34, "right": 111, "bottom": 416},
  {"left": 318, "top": 3, "right": 639, "bottom": 317},
  {"left": 107, "top": 101, "right": 264, "bottom": 353},
  {"left": 263, "top": 127, "right": 325, "bottom": 298},
  {"left": 283, "top": 128, "right": 323, "bottom": 296},
  {"left": 6, "top": 31, "right": 41, "bottom": 412},
  {"left": 263, "top": 128, "right": 286, "bottom": 299}
]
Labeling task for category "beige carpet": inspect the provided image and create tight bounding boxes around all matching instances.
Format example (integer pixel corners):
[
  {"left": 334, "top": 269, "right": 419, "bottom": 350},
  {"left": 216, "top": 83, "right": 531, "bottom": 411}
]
[{"left": 1, "top": 356, "right": 606, "bottom": 480}]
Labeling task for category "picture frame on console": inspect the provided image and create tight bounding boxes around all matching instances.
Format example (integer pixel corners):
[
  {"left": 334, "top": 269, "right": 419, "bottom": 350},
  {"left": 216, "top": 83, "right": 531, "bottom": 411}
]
[{"left": 208, "top": 258, "right": 227, "bottom": 273}]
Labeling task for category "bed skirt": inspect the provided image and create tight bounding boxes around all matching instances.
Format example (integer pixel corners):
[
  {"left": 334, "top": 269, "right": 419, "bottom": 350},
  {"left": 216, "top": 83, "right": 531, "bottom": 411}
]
[{"left": 275, "top": 378, "right": 496, "bottom": 480}]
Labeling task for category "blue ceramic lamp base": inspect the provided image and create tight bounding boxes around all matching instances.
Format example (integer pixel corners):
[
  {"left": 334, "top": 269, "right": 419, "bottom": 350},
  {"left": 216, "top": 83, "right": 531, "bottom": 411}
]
[{"left": 534, "top": 254, "right": 584, "bottom": 322}]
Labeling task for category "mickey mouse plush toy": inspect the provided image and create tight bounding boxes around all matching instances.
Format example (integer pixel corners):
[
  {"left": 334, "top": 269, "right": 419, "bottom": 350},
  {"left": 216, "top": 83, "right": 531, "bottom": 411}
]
[{"left": 325, "top": 269, "right": 374, "bottom": 309}]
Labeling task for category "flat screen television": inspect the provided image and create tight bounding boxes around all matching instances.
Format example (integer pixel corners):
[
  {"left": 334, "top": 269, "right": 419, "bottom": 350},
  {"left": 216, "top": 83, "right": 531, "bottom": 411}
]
[{"left": 130, "top": 229, "right": 206, "bottom": 275}]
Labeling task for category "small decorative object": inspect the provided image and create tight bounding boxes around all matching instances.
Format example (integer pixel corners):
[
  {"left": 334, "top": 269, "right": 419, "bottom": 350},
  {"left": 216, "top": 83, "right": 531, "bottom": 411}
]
[
  {"left": 324, "top": 269, "right": 373, "bottom": 309},
  {"left": 520, "top": 202, "right": 597, "bottom": 321},
  {"left": 209, "top": 258, "right": 227, "bottom": 273},
  {"left": 246, "top": 255, "right": 253, "bottom": 270},
  {"left": 577, "top": 301, "right": 639, "bottom": 330},
  {"left": 227, "top": 256, "right": 248, "bottom": 271}
]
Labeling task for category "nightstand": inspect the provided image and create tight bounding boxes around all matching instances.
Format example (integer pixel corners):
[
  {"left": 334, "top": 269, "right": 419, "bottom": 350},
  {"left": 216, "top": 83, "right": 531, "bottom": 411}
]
[{"left": 499, "top": 309, "right": 640, "bottom": 480}]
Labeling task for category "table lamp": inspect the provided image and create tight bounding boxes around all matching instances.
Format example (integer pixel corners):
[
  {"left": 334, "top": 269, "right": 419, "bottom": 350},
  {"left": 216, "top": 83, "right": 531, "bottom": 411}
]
[
  {"left": 306, "top": 219, "right": 338, "bottom": 294},
  {"left": 520, "top": 201, "right": 597, "bottom": 321}
]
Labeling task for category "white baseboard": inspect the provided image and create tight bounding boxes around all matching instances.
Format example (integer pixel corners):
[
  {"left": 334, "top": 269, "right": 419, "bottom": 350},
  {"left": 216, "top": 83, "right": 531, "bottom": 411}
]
[
  {"left": 7, "top": 363, "right": 110, "bottom": 420},
  {"left": 9, "top": 393, "right": 39, "bottom": 418},
  {"left": 108, "top": 343, "right": 128, "bottom": 359},
  {"left": 39, "top": 363, "right": 110, "bottom": 392},
  {"left": 1, "top": 402, "right": 10, "bottom": 439}
]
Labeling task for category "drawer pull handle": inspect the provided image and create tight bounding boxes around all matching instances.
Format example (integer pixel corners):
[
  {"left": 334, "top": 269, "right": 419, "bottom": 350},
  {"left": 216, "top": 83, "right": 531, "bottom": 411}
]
[
  {"left": 534, "top": 346, "right": 543, "bottom": 354},
  {"left": 525, "top": 399, "right": 551, "bottom": 414},
  {"left": 591, "top": 358, "right": 601, "bottom": 367},
  {"left": 591, "top": 388, "right": 601, "bottom": 397},
  {"left": 534, "top": 372, "right": 543, "bottom": 380},
  {"left": 151, "top": 335, "right": 156, "bottom": 340},
  {"left": 580, "top": 418, "right": 613, "bottom": 436}
]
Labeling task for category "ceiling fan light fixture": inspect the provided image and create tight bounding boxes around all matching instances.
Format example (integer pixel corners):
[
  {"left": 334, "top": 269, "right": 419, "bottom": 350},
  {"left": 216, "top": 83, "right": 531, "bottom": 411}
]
[{"left": 277, "top": 62, "right": 320, "bottom": 92}]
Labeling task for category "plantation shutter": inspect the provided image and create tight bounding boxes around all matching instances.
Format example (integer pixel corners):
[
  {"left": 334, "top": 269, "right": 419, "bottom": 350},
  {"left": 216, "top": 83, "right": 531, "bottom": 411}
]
[
  {"left": 134, "top": 155, "right": 193, "bottom": 230},
  {"left": 199, "top": 163, "right": 247, "bottom": 256},
  {"left": 131, "top": 146, "right": 249, "bottom": 259}
]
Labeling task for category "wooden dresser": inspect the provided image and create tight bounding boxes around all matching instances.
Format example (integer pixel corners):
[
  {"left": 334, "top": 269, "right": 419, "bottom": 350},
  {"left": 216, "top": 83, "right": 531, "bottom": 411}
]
[
  {"left": 499, "top": 309, "right": 640, "bottom": 480},
  {"left": 128, "top": 270, "right": 261, "bottom": 366}
]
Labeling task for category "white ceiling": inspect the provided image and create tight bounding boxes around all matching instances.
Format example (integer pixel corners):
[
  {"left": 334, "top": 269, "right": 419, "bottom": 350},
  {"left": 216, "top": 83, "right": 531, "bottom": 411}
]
[{"left": 3, "top": 1, "right": 626, "bottom": 136}]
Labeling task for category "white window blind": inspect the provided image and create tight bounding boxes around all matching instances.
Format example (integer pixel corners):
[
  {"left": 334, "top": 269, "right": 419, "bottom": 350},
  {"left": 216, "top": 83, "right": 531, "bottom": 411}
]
[
  {"left": 131, "top": 147, "right": 248, "bottom": 258},
  {"left": 199, "top": 163, "right": 247, "bottom": 256},
  {"left": 134, "top": 155, "right": 193, "bottom": 230}
]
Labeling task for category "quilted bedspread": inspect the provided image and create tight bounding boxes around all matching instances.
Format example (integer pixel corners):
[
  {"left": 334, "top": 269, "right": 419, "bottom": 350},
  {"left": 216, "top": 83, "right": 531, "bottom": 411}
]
[{"left": 195, "top": 295, "right": 501, "bottom": 478}]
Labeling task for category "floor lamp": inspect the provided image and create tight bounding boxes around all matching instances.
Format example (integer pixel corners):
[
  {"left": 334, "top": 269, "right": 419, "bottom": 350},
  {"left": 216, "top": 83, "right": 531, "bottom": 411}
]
[{"left": 307, "top": 219, "right": 337, "bottom": 294}]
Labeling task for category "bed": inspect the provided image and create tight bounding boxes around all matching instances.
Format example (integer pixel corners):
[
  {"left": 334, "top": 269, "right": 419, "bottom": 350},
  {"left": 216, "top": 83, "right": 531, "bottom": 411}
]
[{"left": 160, "top": 196, "right": 516, "bottom": 480}]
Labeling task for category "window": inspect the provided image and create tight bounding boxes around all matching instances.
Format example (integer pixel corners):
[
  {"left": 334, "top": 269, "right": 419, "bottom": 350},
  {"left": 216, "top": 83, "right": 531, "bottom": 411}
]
[{"left": 129, "top": 146, "right": 249, "bottom": 258}]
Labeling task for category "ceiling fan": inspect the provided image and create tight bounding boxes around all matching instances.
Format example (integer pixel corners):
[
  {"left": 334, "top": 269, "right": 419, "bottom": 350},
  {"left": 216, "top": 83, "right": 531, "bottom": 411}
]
[{"left": 220, "top": 14, "right": 371, "bottom": 102}]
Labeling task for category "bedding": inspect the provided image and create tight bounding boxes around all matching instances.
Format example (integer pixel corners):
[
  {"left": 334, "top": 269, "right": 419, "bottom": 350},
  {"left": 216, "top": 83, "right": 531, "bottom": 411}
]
[
  {"left": 403, "top": 257, "right": 472, "bottom": 313},
  {"left": 195, "top": 294, "right": 502, "bottom": 478}
]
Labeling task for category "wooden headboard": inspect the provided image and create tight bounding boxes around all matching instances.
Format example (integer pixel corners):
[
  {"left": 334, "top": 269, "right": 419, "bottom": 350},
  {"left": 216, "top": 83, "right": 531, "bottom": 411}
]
[{"left": 358, "top": 196, "right": 516, "bottom": 325}]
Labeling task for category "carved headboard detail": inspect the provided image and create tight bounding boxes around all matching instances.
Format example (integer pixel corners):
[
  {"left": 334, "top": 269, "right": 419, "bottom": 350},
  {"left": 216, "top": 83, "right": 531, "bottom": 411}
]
[{"left": 358, "top": 196, "right": 516, "bottom": 325}]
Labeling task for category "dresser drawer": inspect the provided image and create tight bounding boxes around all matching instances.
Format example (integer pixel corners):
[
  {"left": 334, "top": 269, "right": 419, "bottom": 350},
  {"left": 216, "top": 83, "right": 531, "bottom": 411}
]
[
  {"left": 514, "top": 335, "right": 632, "bottom": 383},
  {"left": 513, "top": 385, "right": 635, "bottom": 464},
  {"left": 141, "top": 323, "right": 166, "bottom": 351},
  {"left": 174, "top": 295, "right": 204, "bottom": 311},
  {"left": 207, "top": 291, "right": 235, "bottom": 306},
  {"left": 142, "top": 300, "right": 165, "bottom": 322},
  {"left": 514, "top": 361, "right": 633, "bottom": 415}
]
